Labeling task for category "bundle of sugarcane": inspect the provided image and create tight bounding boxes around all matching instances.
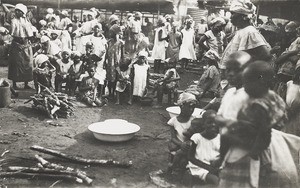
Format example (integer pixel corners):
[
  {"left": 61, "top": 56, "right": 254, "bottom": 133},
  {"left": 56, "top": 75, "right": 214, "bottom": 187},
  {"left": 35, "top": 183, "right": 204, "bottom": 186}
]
[
  {"left": 25, "top": 84, "right": 75, "bottom": 119},
  {"left": 3, "top": 155, "right": 93, "bottom": 185}
]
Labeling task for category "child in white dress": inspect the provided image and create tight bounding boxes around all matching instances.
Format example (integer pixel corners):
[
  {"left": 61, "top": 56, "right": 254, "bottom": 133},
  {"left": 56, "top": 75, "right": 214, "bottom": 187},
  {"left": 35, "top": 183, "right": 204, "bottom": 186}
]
[
  {"left": 187, "top": 110, "right": 220, "bottom": 185},
  {"left": 132, "top": 51, "right": 150, "bottom": 100}
]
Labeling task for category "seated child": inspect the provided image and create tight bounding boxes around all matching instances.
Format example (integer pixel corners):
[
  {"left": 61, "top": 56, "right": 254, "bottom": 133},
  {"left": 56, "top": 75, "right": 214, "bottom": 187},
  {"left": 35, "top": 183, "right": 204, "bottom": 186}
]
[
  {"left": 153, "top": 59, "right": 180, "bottom": 107},
  {"left": 185, "top": 50, "right": 221, "bottom": 100},
  {"left": 115, "top": 61, "right": 132, "bottom": 105},
  {"left": 92, "top": 54, "right": 106, "bottom": 103},
  {"left": 167, "top": 93, "right": 198, "bottom": 173},
  {"left": 33, "top": 54, "right": 56, "bottom": 93},
  {"left": 68, "top": 51, "right": 84, "bottom": 96},
  {"left": 187, "top": 110, "right": 220, "bottom": 185},
  {"left": 82, "top": 42, "right": 96, "bottom": 71},
  {"left": 132, "top": 51, "right": 150, "bottom": 101},
  {"left": 78, "top": 65, "right": 107, "bottom": 107},
  {"left": 55, "top": 50, "right": 73, "bottom": 93}
]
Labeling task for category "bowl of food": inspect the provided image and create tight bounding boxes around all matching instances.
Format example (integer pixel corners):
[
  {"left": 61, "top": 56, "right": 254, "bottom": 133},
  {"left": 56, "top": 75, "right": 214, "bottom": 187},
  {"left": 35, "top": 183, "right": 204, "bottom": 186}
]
[
  {"left": 88, "top": 119, "right": 140, "bottom": 142},
  {"left": 166, "top": 106, "right": 205, "bottom": 119}
]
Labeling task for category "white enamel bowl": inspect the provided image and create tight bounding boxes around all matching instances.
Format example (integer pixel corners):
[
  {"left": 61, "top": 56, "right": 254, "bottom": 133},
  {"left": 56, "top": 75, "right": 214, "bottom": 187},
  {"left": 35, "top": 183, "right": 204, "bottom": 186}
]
[
  {"left": 166, "top": 106, "right": 205, "bottom": 119},
  {"left": 88, "top": 119, "right": 140, "bottom": 142}
]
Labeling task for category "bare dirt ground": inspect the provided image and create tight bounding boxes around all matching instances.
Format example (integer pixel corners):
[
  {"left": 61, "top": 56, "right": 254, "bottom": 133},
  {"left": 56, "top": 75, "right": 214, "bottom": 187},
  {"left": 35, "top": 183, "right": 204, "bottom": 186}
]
[{"left": 0, "top": 66, "right": 201, "bottom": 187}]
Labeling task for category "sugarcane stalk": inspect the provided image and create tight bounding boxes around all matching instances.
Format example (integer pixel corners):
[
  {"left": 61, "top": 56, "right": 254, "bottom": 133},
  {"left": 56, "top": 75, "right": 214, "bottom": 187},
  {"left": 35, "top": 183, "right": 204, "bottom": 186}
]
[
  {"left": 31, "top": 145, "right": 132, "bottom": 168},
  {"left": 34, "top": 155, "right": 92, "bottom": 184},
  {"left": 0, "top": 171, "right": 83, "bottom": 183},
  {"left": 8, "top": 166, "right": 92, "bottom": 185}
]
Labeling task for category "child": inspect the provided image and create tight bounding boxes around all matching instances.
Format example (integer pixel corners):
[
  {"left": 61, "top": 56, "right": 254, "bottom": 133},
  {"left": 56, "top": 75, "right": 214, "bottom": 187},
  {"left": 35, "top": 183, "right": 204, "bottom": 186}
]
[
  {"left": 115, "top": 60, "right": 132, "bottom": 105},
  {"left": 153, "top": 59, "right": 180, "bottom": 107},
  {"left": 33, "top": 54, "right": 56, "bottom": 93},
  {"left": 78, "top": 65, "right": 107, "bottom": 107},
  {"left": 132, "top": 51, "right": 150, "bottom": 101},
  {"left": 68, "top": 51, "right": 84, "bottom": 96},
  {"left": 55, "top": 50, "right": 73, "bottom": 93},
  {"left": 187, "top": 110, "right": 221, "bottom": 185},
  {"left": 218, "top": 61, "right": 294, "bottom": 188},
  {"left": 91, "top": 54, "right": 106, "bottom": 103},
  {"left": 167, "top": 93, "right": 198, "bottom": 173},
  {"left": 82, "top": 42, "right": 96, "bottom": 71}
]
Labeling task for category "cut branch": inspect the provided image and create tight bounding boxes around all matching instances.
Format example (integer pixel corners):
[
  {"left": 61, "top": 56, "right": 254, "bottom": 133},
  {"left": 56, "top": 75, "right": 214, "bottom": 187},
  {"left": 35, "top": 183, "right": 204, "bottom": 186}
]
[{"left": 31, "top": 145, "right": 132, "bottom": 168}]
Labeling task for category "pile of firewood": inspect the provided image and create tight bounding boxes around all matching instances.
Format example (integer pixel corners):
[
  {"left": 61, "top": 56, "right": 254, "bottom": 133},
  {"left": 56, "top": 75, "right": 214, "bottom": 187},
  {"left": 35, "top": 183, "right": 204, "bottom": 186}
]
[{"left": 25, "top": 86, "right": 75, "bottom": 119}]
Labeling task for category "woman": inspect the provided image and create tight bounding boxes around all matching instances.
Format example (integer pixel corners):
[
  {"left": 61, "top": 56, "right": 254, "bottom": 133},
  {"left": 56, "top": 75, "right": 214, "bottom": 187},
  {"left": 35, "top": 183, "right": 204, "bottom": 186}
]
[
  {"left": 179, "top": 19, "right": 196, "bottom": 71},
  {"left": 198, "top": 17, "right": 227, "bottom": 59},
  {"left": 4, "top": 3, "right": 34, "bottom": 89},
  {"left": 220, "top": 0, "right": 271, "bottom": 70},
  {"left": 166, "top": 21, "right": 181, "bottom": 64},
  {"left": 151, "top": 16, "right": 168, "bottom": 74}
]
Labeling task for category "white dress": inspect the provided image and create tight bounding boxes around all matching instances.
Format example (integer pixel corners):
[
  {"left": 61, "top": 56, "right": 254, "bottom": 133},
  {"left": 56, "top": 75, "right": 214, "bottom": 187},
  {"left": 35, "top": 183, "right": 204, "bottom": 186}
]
[
  {"left": 187, "top": 133, "right": 220, "bottom": 180},
  {"left": 133, "top": 63, "right": 149, "bottom": 97},
  {"left": 151, "top": 27, "right": 167, "bottom": 60},
  {"left": 179, "top": 28, "right": 196, "bottom": 60}
]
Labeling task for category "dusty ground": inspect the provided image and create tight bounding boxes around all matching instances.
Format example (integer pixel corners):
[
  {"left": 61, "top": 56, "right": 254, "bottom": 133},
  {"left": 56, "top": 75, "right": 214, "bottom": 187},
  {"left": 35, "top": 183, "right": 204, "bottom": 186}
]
[{"left": 0, "top": 66, "right": 202, "bottom": 187}]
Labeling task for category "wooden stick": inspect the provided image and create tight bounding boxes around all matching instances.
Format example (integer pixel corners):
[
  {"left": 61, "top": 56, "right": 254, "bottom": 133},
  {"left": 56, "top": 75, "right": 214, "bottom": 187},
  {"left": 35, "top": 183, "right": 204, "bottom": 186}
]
[
  {"left": 0, "top": 171, "right": 83, "bottom": 183},
  {"left": 35, "top": 155, "right": 92, "bottom": 184},
  {"left": 31, "top": 145, "right": 132, "bottom": 168},
  {"left": 8, "top": 166, "right": 92, "bottom": 185}
]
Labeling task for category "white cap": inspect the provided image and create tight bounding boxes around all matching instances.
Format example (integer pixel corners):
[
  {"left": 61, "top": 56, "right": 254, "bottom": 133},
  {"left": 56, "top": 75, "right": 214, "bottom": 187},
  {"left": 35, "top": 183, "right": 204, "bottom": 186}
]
[
  {"left": 40, "top": 35, "right": 50, "bottom": 43},
  {"left": 15, "top": 3, "right": 27, "bottom": 15}
]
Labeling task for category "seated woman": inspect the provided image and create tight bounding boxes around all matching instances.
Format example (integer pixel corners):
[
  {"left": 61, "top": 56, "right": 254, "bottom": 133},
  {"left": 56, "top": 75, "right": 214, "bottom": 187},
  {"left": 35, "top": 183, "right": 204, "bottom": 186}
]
[
  {"left": 33, "top": 54, "right": 56, "bottom": 93},
  {"left": 78, "top": 65, "right": 107, "bottom": 107},
  {"left": 152, "top": 59, "right": 180, "bottom": 107},
  {"left": 185, "top": 50, "right": 221, "bottom": 100}
]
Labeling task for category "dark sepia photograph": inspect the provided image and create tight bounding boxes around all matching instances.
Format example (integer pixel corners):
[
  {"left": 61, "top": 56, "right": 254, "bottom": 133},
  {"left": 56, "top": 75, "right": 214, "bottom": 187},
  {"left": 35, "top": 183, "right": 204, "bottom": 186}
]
[{"left": 0, "top": 0, "right": 299, "bottom": 187}]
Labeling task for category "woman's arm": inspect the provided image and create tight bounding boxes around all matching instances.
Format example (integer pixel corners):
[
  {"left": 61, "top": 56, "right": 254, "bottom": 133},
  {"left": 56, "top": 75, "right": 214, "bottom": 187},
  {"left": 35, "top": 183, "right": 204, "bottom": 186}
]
[
  {"left": 170, "top": 127, "right": 183, "bottom": 147},
  {"left": 158, "top": 29, "right": 168, "bottom": 42},
  {"left": 244, "top": 45, "right": 272, "bottom": 62},
  {"left": 198, "top": 35, "right": 210, "bottom": 51}
]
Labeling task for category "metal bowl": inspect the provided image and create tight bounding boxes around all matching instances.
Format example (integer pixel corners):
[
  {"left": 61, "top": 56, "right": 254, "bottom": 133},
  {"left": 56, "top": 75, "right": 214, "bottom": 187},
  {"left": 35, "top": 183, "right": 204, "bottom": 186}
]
[
  {"left": 166, "top": 106, "right": 205, "bottom": 119},
  {"left": 88, "top": 119, "right": 140, "bottom": 142}
]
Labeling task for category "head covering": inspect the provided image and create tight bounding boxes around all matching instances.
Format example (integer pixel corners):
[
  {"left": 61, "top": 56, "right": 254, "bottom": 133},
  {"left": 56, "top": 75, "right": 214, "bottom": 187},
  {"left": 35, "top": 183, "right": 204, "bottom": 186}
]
[
  {"left": 186, "top": 18, "right": 193, "bottom": 24},
  {"left": 0, "top": 27, "right": 9, "bottom": 34},
  {"left": 40, "top": 35, "right": 50, "bottom": 43},
  {"left": 72, "top": 51, "right": 82, "bottom": 58},
  {"left": 47, "top": 8, "right": 54, "bottom": 14},
  {"left": 138, "top": 51, "right": 148, "bottom": 58},
  {"left": 172, "top": 21, "right": 180, "bottom": 28},
  {"left": 39, "top": 20, "right": 47, "bottom": 26},
  {"left": 176, "top": 92, "right": 197, "bottom": 106},
  {"left": 62, "top": 50, "right": 71, "bottom": 56},
  {"left": 90, "top": 7, "right": 99, "bottom": 18},
  {"left": 94, "top": 23, "right": 103, "bottom": 31},
  {"left": 109, "top": 14, "right": 119, "bottom": 24},
  {"left": 209, "top": 17, "right": 226, "bottom": 27},
  {"left": 15, "top": 3, "right": 27, "bottom": 15},
  {"left": 34, "top": 54, "right": 49, "bottom": 67},
  {"left": 85, "top": 42, "right": 94, "bottom": 48},
  {"left": 204, "top": 50, "right": 220, "bottom": 61},
  {"left": 157, "top": 16, "right": 166, "bottom": 26},
  {"left": 127, "top": 13, "right": 133, "bottom": 18},
  {"left": 61, "top": 10, "right": 68, "bottom": 17},
  {"left": 109, "top": 24, "right": 122, "bottom": 35},
  {"left": 165, "top": 14, "right": 171, "bottom": 20},
  {"left": 135, "top": 12, "right": 142, "bottom": 18},
  {"left": 285, "top": 21, "right": 298, "bottom": 33},
  {"left": 230, "top": 0, "right": 256, "bottom": 15},
  {"left": 87, "top": 11, "right": 95, "bottom": 18}
]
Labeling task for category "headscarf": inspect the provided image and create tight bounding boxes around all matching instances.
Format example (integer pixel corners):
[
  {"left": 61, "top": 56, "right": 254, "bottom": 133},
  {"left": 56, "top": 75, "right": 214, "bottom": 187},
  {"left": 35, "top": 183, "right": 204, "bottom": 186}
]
[
  {"left": 39, "top": 20, "right": 47, "bottom": 26},
  {"left": 204, "top": 50, "right": 220, "bottom": 61},
  {"left": 157, "top": 16, "right": 166, "bottom": 26},
  {"left": 15, "top": 3, "right": 27, "bottom": 16},
  {"left": 209, "top": 17, "right": 226, "bottom": 28},
  {"left": 40, "top": 35, "right": 50, "bottom": 43},
  {"left": 61, "top": 10, "right": 69, "bottom": 17},
  {"left": 135, "top": 12, "right": 142, "bottom": 18},
  {"left": 34, "top": 54, "right": 49, "bottom": 67},
  {"left": 230, "top": 0, "right": 256, "bottom": 15},
  {"left": 176, "top": 93, "right": 197, "bottom": 106},
  {"left": 109, "top": 14, "right": 119, "bottom": 25},
  {"left": 138, "top": 51, "right": 148, "bottom": 58},
  {"left": 47, "top": 8, "right": 54, "bottom": 14},
  {"left": 285, "top": 21, "right": 298, "bottom": 33}
]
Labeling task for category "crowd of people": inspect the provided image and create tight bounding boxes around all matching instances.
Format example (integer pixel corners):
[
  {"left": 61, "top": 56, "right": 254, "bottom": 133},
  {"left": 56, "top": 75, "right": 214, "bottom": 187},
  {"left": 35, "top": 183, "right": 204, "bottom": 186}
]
[{"left": 0, "top": 0, "right": 300, "bottom": 186}]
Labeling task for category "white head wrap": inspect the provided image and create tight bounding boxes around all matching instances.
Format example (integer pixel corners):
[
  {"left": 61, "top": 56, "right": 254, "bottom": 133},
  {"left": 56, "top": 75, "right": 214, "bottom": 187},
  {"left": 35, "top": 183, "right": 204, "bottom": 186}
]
[
  {"left": 40, "top": 35, "right": 50, "bottom": 43},
  {"left": 34, "top": 54, "right": 49, "bottom": 67},
  {"left": 15, "top": 3, "right": 27, "bottom": 15},
  {"left": 230, "top": 0, "right": 256, "bottom": 15},
  {"left": 138, "top": 51, "right": 148, "bottom": 58},
  {"left": 176, "top": 93, "right": 197, "bottom": 106},
  {"left": 47, "top": 8, "right": 54, "bottom": 14}
]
